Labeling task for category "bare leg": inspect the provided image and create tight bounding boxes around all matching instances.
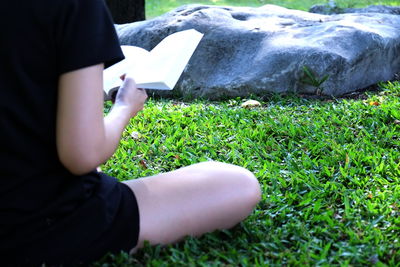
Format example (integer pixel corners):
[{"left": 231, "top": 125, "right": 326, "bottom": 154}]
[{"left": 123, "top": 161, "right": 261, "bottom": 251}]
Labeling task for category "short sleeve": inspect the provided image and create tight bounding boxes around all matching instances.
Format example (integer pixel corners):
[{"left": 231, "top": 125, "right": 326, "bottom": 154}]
[{"left": 56, "top": 0, "right": 124, "bottom": 74}]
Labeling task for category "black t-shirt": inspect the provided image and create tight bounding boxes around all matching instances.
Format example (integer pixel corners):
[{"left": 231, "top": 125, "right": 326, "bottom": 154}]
[{"left": 0, "top": 0, "right": 124, "bottom": 256}]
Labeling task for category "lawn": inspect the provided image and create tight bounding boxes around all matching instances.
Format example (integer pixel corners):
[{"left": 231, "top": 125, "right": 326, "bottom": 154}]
[
  {"left": 146, "top": 0, "right": 400, "bottom": 18},
  {"left": 96, "top": 1, "right": 400, "bottom": 266},
  {"left": 97, "top": 82, "right": 400, "bottom": 266}
]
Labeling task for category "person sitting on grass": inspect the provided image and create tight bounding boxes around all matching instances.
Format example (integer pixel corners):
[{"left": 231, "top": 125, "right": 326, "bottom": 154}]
[{"left": 0, "top": 0, "right": 261, "bottom": 265}]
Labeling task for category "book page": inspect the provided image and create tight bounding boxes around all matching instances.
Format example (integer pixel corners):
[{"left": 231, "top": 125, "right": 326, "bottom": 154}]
[
  {"left": 103, "top": 46, "right": 150, "bottom": 94},
  {"left": 143, "top": 29, "right": 204, "bottom": 89}
]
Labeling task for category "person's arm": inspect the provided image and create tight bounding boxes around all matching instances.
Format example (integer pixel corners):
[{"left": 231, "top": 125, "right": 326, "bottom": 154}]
[{"left": 56, "top": 63, "right": 147, "bottom": 175}]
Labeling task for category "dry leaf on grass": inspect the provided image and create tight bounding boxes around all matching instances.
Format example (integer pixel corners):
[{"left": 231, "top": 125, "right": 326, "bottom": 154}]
[
  {"left": 139, "top": 159, "right": 148, "bottom": 169},
  {"left": 369, "top": 101, "right": 380, "bottom": 106}
]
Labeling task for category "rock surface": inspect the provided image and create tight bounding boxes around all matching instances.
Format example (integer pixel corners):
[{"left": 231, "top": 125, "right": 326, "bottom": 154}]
[{"left": 116, "top": 4, "right": 400, "bottom": 99}]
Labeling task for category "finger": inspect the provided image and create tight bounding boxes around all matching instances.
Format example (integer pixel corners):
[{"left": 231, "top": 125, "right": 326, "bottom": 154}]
[{"left": 123, "top": 76, "right": 138, "bottom": 87}]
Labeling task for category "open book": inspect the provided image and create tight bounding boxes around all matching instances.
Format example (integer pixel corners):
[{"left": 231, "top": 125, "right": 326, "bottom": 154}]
[{"left": 103, "top": 29, "right": 204, "bottom": 99}]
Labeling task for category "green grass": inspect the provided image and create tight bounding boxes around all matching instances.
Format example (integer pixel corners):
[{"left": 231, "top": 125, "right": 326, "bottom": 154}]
[
  {"left": 146, "top": 0, "right": 400, "bottom": 18},
  {"left": 96, "top": 1, "right": 400, "bottom": 265},
  {"left": 95, "top": 81, "right": 400, "bottom": 266}
]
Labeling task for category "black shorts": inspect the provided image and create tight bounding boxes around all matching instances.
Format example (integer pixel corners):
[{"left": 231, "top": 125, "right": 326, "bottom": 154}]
[
  {"left": 77, "top": 182, "right": 140, "bottom": 264},
  {"left": 5, "top": 180, "right": 140, "bottom": 266}
]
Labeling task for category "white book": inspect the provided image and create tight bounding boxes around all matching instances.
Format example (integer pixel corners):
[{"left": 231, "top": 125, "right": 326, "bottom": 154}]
[{"left": 103, "top": 29, "right": 204, "bottom": 99}]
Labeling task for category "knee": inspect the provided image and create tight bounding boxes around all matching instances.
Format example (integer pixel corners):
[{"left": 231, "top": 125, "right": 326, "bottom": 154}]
[
  {"left": 233, "top": 165, "right": 262, "bottom": 208},
  {"left": 201, "top": 161, "right": 262, "bottom": 207}
]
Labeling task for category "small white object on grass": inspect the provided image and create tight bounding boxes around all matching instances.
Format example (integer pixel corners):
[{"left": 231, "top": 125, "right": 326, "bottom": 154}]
[{"left": 241, "top": 100, "right": 261, "bottom": 108}]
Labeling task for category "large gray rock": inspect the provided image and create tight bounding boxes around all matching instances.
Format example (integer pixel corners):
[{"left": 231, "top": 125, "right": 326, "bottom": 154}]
[{"left": 116, "top": 4, "right": 400, "bottom": 99}]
